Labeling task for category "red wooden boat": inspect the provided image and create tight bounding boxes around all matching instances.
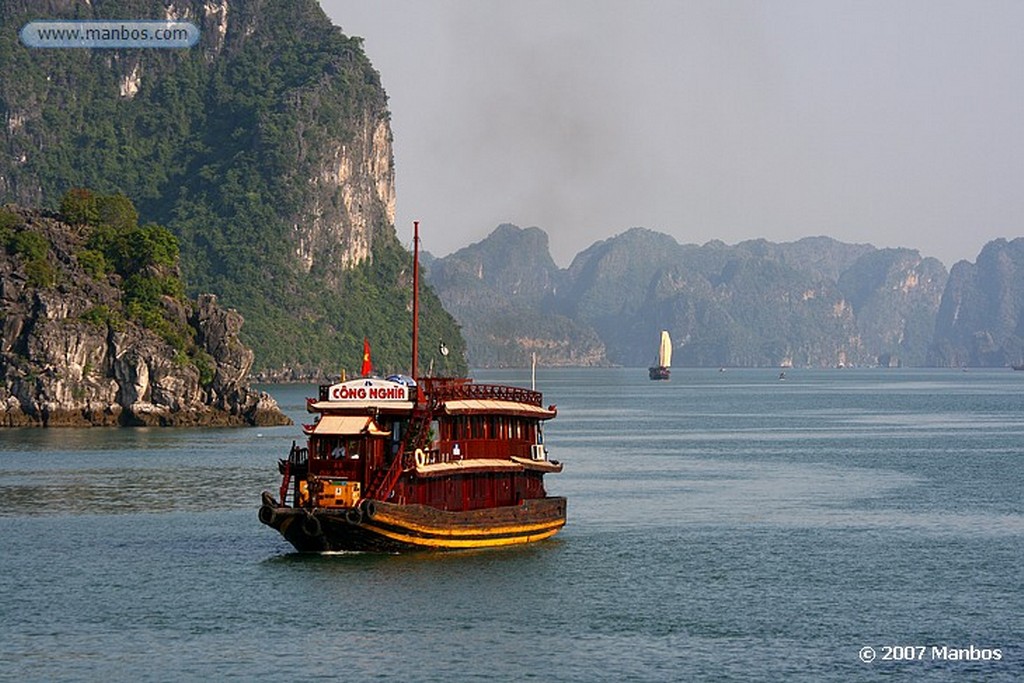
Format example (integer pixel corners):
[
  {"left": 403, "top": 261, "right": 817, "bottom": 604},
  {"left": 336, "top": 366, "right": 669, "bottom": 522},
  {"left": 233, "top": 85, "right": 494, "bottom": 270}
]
[{"left": 258, "top": 223, "right": 566, "bottom": 552}]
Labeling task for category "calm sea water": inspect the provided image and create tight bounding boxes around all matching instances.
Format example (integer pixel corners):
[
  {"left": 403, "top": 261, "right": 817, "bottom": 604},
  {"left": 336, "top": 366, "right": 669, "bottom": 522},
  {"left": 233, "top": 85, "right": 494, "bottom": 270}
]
[{"left": 0, "top": 368, "right": 1021, "bottom": 682}]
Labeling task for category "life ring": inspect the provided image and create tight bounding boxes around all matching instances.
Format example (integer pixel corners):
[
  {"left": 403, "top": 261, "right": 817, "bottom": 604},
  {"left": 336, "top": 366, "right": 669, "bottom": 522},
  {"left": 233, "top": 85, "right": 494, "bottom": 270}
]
[
  {"left": 414, "top": 448, "right": 427, "bottom": 468},
  {"left": 361, "top": 499, "right": 377, "bottom": 520},
  {"left": 345, "top": 508, "right": 362, "bottom": 525},
  {"left": 302, "top": 514, "right": 322, "bottom": 537},
  {"left": 258, "top": 504, "right": 277, "bottom": 526}
]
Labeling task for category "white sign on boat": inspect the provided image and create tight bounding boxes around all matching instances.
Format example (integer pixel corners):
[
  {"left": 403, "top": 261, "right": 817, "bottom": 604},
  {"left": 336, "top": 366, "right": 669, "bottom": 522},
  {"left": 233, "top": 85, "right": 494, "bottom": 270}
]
[{"left": 327, "top": 378, "right": 409, "bottom": 402}]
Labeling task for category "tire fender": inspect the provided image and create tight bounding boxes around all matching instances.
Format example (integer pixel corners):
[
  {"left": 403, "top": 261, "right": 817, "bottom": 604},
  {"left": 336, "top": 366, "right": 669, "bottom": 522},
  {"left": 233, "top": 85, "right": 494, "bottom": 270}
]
[
  {"left": 302, "top": 513, "right": 322, "bottom": 537},
  {"left": 258, "top": 504, "right": 277, "bottom": 526}
]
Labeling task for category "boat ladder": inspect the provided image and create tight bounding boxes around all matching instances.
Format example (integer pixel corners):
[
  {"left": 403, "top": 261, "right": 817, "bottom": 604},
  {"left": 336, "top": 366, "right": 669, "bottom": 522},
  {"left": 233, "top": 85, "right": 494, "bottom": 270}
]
[{"left": 366, "top": 404, "right": 432, "bottom": 500}]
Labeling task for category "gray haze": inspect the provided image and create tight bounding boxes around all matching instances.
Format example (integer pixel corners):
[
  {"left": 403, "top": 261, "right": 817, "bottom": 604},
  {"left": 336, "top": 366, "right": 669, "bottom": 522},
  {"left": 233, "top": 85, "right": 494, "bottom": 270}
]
[{"left": 321, "top": 0, "right": 1024, "bottom": 268}]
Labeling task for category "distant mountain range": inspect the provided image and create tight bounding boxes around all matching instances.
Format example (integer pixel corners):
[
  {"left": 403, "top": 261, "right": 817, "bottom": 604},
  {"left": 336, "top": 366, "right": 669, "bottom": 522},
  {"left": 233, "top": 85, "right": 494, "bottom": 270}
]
[{"left": 426, "top": 225, "right": 1024, "bottom": 368}]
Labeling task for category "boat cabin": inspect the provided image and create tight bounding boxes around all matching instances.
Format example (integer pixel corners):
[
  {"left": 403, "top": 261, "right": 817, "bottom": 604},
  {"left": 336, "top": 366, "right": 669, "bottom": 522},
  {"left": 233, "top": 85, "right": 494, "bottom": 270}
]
[{"left": 285, "top": 376, "right": 560, "bottom": 513}]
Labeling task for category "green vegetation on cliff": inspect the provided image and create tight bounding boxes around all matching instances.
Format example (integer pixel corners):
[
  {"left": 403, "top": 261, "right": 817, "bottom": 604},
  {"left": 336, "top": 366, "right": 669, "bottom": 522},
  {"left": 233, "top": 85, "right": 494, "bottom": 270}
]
[
  {"left": 0, "top": 198, "right": 290, "bottom": 426},
  {"left": 0, "top": 0, "right": 465, "bottom": 376}
]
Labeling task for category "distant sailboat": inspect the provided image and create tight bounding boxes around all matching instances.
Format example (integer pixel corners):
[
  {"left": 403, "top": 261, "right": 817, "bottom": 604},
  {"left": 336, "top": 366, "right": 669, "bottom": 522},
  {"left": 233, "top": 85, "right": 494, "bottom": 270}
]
[{"left": 648, "top": 330, "right": 671, "bottom": 380}]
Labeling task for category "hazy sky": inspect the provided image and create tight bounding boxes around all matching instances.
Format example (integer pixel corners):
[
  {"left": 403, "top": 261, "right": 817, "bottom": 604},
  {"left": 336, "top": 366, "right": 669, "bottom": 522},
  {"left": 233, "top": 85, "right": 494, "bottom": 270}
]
[{"left": 321, "top": 0, "right": 1024, "bottom": 268}]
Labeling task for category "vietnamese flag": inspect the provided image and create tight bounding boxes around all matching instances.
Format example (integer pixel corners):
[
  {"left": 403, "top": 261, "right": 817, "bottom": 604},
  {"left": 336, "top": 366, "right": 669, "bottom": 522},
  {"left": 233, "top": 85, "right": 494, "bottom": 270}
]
[{"left": 361, "top": 337, "right": 373, "bottom": 376}]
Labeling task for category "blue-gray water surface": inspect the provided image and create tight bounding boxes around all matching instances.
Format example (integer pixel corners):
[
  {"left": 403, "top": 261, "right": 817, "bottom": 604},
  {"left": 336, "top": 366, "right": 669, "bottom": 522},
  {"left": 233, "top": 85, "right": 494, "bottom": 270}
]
[{"left": 1, "top": 368, "right": 1021, "bottom": 681}]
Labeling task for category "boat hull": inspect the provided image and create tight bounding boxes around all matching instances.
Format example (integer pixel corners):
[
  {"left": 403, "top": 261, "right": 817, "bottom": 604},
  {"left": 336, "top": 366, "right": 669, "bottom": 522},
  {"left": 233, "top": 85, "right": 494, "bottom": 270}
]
[
  {"left": 648, "top": 366, "right": 670, "bottom": 380},
  {"left": 259, "top": 491, "right": 567, "bottom": 553}
]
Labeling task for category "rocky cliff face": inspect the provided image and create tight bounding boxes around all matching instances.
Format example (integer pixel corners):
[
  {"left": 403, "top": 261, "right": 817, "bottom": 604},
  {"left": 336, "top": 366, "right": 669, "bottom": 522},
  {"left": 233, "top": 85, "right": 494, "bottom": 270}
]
[
  {"left": 2, "top": 0, "right": 394, "bottom": 277},
  {"left": 300, "top": 113, "right": 395, "bottom": 276},
  {"left": 0, "top": 206, "right": 290, "bottom": 427},
  {"left": 0, "top": 0, "right": 433, "bottom": 372},
  {"left": 838, "top": 249, "right": 947, "bottom": 367},
  {"left": 425, "top": 225, "right": 608, "bottom": 367},
  {"left": 930, "top": 238, "right": 1024, "bottom": 367}
]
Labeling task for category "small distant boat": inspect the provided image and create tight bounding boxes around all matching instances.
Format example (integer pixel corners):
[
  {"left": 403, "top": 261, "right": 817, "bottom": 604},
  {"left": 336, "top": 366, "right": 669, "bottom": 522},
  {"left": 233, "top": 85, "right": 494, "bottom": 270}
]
[
  {"left": 1013, "top": 364, "right": 1024, "bottom": 371},
  {"left": 648, "top": 330, "right": 671, "bottom": 380}
]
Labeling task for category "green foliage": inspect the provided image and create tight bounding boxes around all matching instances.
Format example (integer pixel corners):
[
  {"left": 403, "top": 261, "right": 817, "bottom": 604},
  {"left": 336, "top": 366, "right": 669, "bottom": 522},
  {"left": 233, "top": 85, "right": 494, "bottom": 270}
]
[
  {"left": 0, "top": 208, "right": 22, "bottom": 242},
  {"left": 122, "top": 272, "right": 186, "bottom": 340},
  {"left": 8, "top": 230, "right": 55, "bottom": 287},
  {"left": 228, "top": 237, "right": 466, "bottom": 376},
  {"left": 0, "top": 1, "right": 466, "bottom": 373},
  {"left": 81, "top": 304, "right": 124, "bottom": 330},
  {"left": 122, "top": 272, "right": 163, "bottom": 311},
  {"left": 10, "top": 230, "right": 49, "bottom": 261},
  {"left": 24, "top": 258, "right": 56, "bottom": 288},
  {"left": 59, "top": 188, "right": 99, "bottom": 225},
  {"left": 88, "top": 221, "right": 180, "bottom": 275},
  {"left": 191, "top": 350, "right": 216, "bottom": 387},
  {"left": 95, "top": 193, "right": 139, "bottom": 231},
  {"left": 77, "top": 249, "right": 109, "bottom": 279}
]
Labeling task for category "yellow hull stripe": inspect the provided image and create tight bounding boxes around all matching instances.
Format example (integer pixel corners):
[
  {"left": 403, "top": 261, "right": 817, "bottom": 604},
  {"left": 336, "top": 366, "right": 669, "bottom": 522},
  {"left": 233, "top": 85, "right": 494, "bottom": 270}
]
[
  {"left": 364, "top": 523, "right": 562, "bottom": 549},
  {"left": 373, "top": 510, "right": 563, "bottom": 538}
]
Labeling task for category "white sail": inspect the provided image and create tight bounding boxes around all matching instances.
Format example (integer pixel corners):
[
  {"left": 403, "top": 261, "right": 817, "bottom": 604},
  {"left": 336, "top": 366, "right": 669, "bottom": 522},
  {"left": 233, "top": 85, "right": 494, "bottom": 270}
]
[{"left": 659, "top": 330, "right": 671, "bottom": 367}]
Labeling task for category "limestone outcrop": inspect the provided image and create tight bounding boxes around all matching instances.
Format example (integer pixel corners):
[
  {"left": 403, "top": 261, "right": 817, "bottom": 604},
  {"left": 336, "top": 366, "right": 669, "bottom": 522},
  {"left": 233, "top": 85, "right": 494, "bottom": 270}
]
[{"left": 0, "top": 206, "right": 291, "bottom": 427}]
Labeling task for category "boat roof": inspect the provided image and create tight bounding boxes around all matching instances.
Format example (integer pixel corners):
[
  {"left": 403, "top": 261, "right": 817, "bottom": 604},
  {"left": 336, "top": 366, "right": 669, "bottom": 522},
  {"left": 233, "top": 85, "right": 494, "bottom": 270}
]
[
  {"left": 303, "top": 415, "right": 391, "bottom": 436},
  {"left": 441, "top": 399, "right": 556, "bottom": 420},
  {"left": 414, "top": 457, "right": 562, "bottom": 478}
]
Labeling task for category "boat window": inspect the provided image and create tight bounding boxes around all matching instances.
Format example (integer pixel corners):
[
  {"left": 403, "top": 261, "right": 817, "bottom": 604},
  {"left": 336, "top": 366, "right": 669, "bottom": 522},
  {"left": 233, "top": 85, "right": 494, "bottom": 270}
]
[{"left": 325, "top": 437, "right": 363, "bottom": 460}]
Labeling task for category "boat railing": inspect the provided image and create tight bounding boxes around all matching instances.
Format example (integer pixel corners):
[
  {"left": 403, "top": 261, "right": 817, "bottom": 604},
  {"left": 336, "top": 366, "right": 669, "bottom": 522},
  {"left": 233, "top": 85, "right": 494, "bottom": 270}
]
[
  {"left": 278, "top": 442, "right": 309, "bottom": 507},
  {"left": 420, "top": 378, "right": 543, "bottom": 407}
]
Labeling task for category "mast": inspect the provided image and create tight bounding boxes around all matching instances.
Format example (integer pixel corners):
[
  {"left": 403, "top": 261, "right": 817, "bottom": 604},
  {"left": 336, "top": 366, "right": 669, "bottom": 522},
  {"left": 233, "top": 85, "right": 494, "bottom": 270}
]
[{"left": 411, "top": 220, "right": 420, "bottom": 380}]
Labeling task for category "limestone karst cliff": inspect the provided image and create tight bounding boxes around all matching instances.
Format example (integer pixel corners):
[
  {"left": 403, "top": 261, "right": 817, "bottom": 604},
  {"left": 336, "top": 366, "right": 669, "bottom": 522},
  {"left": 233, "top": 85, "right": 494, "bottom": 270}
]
[
  {"left": 424, "top": 225, "right": 608, "bottom": 367},
  {"left": 427, "top": 225, "right": 952, "bottom": 368},
  {"left": 0, "top": 0, "right": 463, "bottom": 374},
  {"left": 0, "top": 204, "right": 291, "bottom": 426},
  {"left": 929, "top": 238, "right": 1024, "bottom": 367}
]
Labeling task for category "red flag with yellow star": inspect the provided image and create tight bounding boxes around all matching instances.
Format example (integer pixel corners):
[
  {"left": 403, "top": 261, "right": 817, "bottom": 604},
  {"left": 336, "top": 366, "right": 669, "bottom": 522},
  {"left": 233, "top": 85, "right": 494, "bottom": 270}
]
[{"left": 361, "top": 338, "right": 372, "bottom": 376}]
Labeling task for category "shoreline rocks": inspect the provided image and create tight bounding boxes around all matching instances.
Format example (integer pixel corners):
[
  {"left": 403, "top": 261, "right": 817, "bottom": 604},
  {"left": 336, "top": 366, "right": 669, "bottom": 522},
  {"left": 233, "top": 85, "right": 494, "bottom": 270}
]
[{"left": 0, "top": 205, "right": 292, "bottom": 428}]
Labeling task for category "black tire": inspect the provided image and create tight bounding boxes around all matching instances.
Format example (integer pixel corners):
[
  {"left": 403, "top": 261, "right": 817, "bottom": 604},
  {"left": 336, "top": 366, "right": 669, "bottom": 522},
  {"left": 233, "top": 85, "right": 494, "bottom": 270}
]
[
  {"left": 361, "top": 499, "right": 377, "bottom": 520},
  {"left": 302, "top": 514, "right": 322, "bottom": 537},
  {"left": 345, "top": 508, "right": 363, "bottom": 525},
  {"left": 258, "top": 504, "right": 277, "bottom": 526}
]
